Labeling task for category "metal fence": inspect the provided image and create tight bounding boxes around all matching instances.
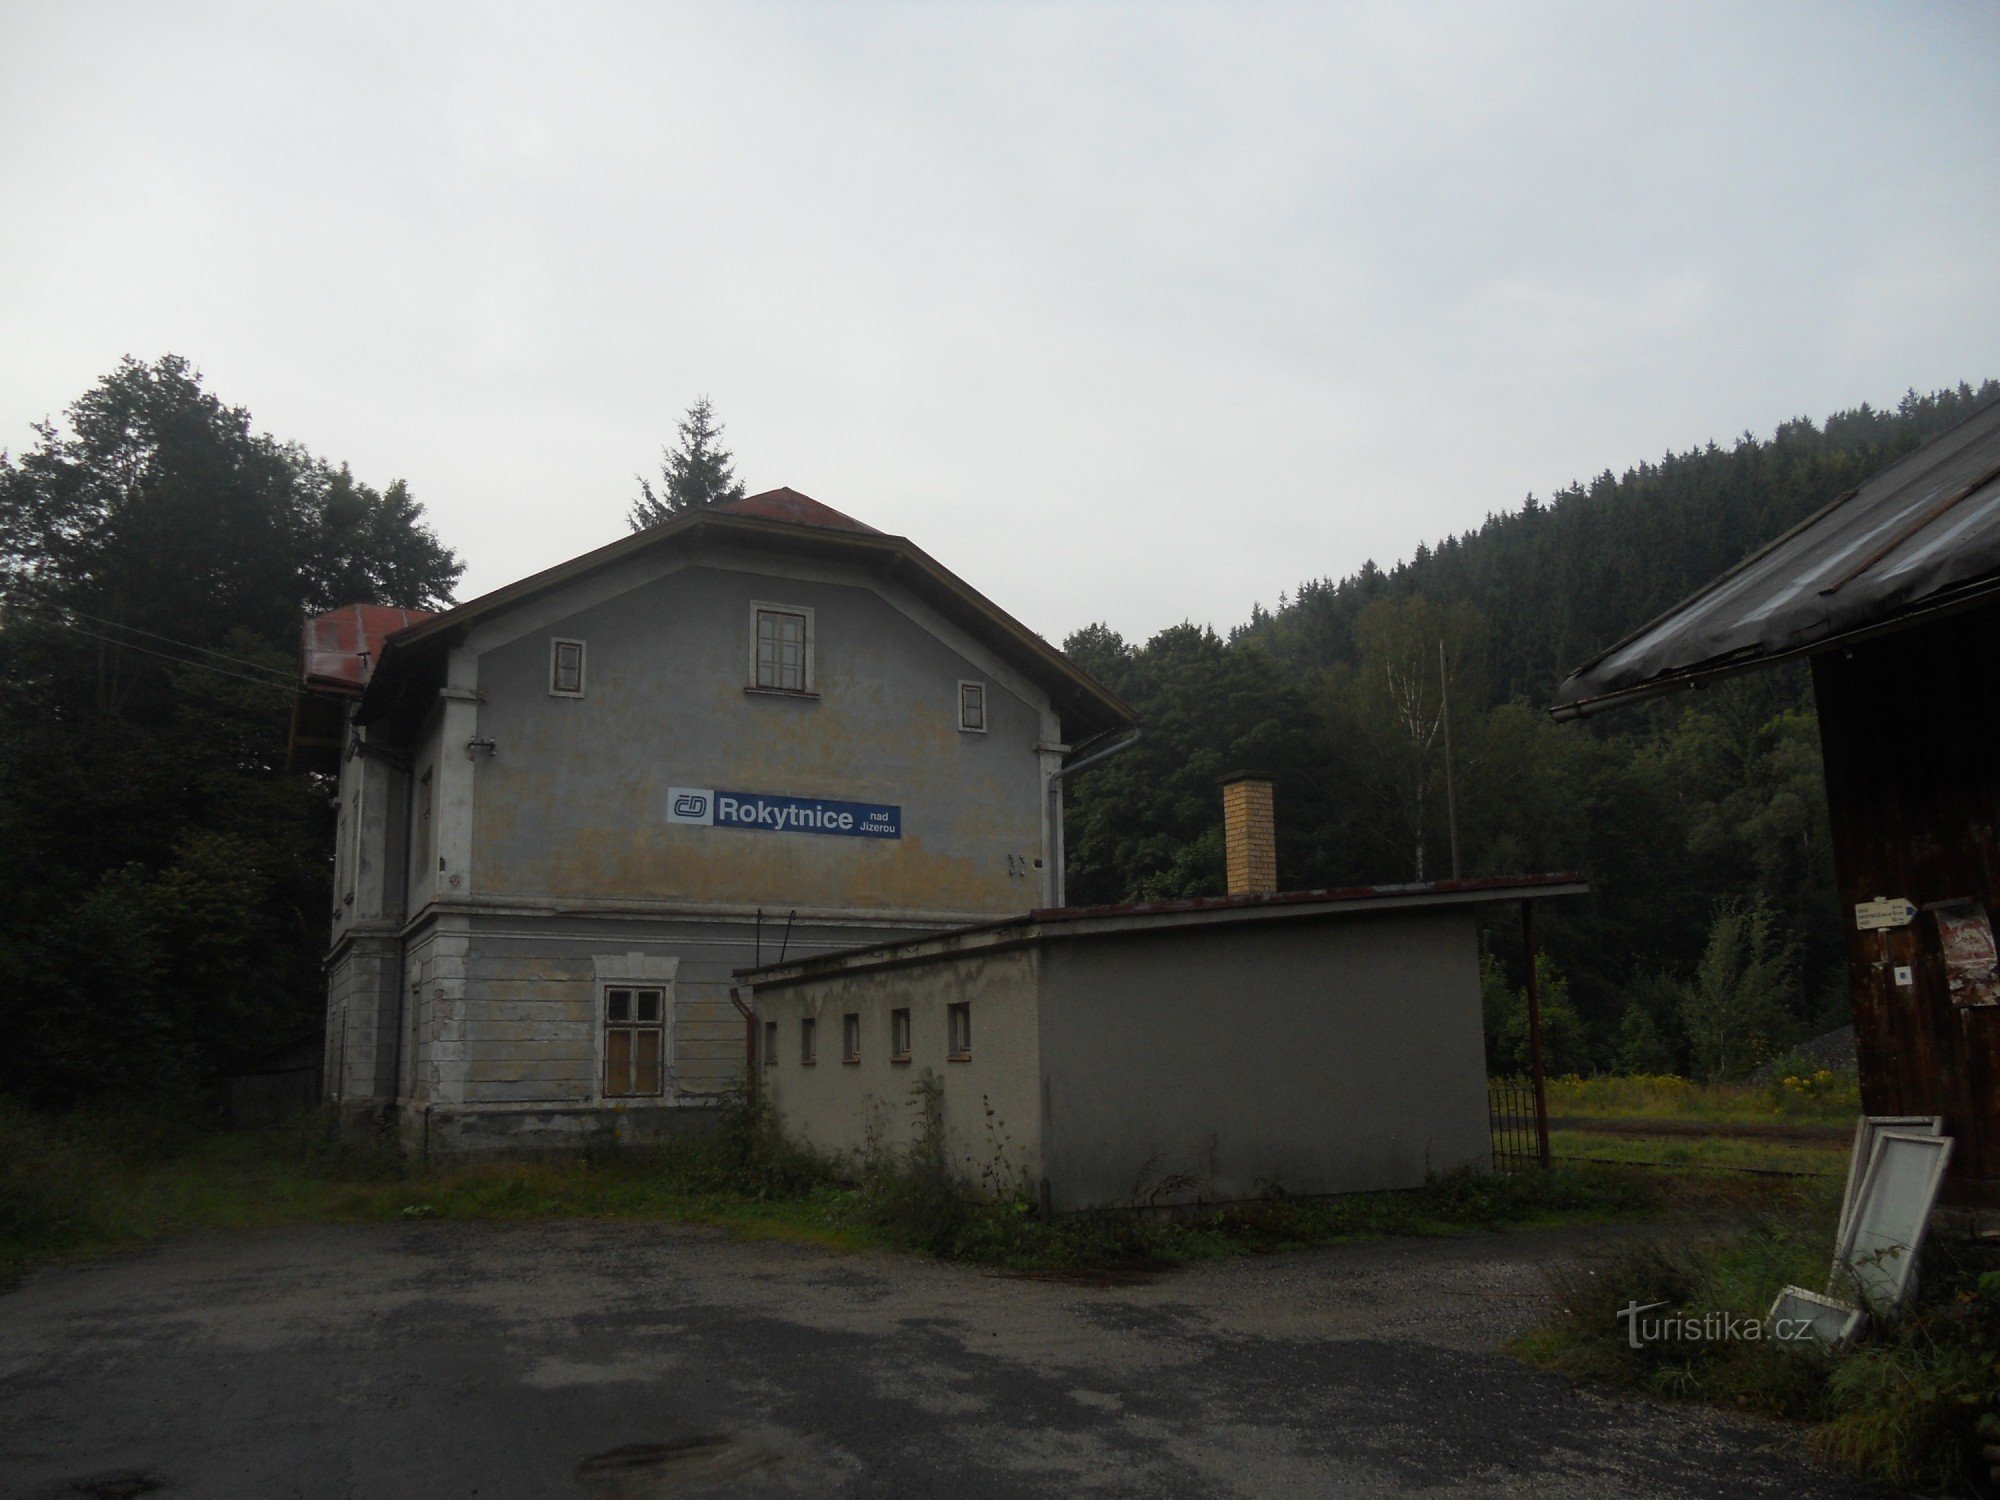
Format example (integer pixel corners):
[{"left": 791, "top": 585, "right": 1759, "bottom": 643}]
[{"left": 1488, "top": 1077, "right": 1547, "bottom": 1172}]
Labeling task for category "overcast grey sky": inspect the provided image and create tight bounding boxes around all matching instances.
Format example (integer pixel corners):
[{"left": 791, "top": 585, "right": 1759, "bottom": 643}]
[{"left": 3, "top": 2, "right": 1995, "bottom": 645}]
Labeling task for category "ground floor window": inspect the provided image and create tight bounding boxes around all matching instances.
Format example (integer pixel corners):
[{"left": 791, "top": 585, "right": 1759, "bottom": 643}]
[
  {"left": 947, "top": 1001, "right": 971, "bottom": 1060},
  {"left": 890, "top": 1007, "right": 911, "bottom": 1062},
  {"left": 801, "top": 1016, "right": 817, "bottom": 1065},
  {"left": 842, "top": 1013, "right": 861, "bottom": 1063},
  {"left": 604, "top": 986, "right": 666, "bottom": 1097},
  {"left": 763, "top": 1020, "right": 778, "bottom": 1067}
]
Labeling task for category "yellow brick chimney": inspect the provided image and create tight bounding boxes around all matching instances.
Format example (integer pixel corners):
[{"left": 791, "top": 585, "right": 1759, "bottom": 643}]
[{"left": 1221, "top": 774, "right": 1277, "bottom": 896}]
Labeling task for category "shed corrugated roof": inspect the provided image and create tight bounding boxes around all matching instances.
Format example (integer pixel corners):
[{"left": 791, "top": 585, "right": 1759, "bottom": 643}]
[{"left": 1553, "top": 398, "right": 2000, "bottom": 718}]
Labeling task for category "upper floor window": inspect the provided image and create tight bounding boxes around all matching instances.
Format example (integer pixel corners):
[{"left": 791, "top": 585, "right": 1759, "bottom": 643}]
[
  {"left": 751, "top": 603, "right": 813, "bottom": 693},
  {"left": 958, "top": 681, "right": 987, "bottom": 733},
  {"left": 550, "top": 638, "right": 586, "bottom": 697}
]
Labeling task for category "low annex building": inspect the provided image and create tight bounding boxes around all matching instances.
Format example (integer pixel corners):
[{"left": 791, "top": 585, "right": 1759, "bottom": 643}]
[
  {"left": 740, "top": 873, "right": 1586, "bottom": 1211},
  {"left": 290, "top": 489, "right": 1134, "bottom": 1152}
]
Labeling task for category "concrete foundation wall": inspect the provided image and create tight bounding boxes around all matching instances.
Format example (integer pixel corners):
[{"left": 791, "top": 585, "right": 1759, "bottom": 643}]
[
  {"left": 1036, "top": 910, "right": 1491, "bottom": 1210},
  {"left": 757, "top": 948, "right": 1043, "bottom": 1193}
]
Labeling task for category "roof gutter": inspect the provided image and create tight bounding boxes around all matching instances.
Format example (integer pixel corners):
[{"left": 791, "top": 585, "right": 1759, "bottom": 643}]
[{"left": 1050, "top": 726, "right": 1140, "bottom": 783}]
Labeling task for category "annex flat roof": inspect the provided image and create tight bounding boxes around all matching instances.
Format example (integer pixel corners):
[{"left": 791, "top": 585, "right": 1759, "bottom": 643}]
[
  {"left": 348, "top": 488, "right": 1133, "bottom": 740},
  {"left": 1552, "top": 397, "right": 2000, "bottom": 720},
  {"left": 736, "top": 873, "right": 1588, "bottom": 988}
]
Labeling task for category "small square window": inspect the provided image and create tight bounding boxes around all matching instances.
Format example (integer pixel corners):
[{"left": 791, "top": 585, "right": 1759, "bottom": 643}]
[
  {"left": 752, "top": 605, "right": 812, "bottom": 693},
  {"left": 890, "top": 1008, "right": 911, "bottom": 1062},
  {"left": 800, "top": 1016, "right": 817, "bottom": 1065},
  {"left": 550, "top": 638, "right": 586, "bottom": 697},
  {"left": 947, "top": 1001, "right": 971, "bottom": 1060},
  {"left": 763, "top": 1020, "right": 778, "bottom": 1068},
  {"left": 957, "top": 681, "right": 987, "bottom": 733},
  {"left": 842, "top": 1012, "right": 861, "bottom": 1064}
]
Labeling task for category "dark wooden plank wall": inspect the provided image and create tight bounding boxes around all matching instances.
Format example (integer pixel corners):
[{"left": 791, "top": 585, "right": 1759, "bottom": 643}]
[{"left": 1813, "top": 602, "right": 2000, "bottom": 1205}]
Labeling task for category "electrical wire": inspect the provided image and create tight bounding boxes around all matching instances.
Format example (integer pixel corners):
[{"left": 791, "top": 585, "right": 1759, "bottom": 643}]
[
  {"left": 12, "top": 616, "right": 298, "bottom": 696},
  {"left": 6, "top": 599, "right": 296, "bottom": 681}
]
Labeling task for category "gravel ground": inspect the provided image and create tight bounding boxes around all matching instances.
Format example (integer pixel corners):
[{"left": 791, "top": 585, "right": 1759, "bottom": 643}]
[{"left": 0, "top": 1220, "right": 1868, "bottom": 1498}]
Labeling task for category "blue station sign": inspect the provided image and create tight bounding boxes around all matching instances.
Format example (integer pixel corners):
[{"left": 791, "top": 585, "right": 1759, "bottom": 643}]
[{"left": 666, "top": 786, "right": 900, "bottom": 840}]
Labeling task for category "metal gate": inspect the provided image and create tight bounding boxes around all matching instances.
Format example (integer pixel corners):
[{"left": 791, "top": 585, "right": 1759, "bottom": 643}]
[{"left": 1488, "top": 1077, "right": 1548, "bottom": 1172}]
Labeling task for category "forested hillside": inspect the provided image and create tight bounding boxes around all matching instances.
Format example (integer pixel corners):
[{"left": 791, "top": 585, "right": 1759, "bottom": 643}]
[
  {"left": 0, "top": 357, "right": 461, "bottom": 1105},
  {"left": 1064, "top": 381, "right": 2000, "bottom": 1078}
]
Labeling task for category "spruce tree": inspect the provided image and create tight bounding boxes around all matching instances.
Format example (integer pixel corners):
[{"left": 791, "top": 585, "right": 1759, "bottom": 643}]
[{"left": 629, "top": 396, "right": 747, "bottom": 528}]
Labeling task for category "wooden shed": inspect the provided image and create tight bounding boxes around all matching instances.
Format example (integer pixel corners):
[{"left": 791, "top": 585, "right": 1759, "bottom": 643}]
[{"left": 1553, "top": 398, "right": 2000, "bottom": 1206}]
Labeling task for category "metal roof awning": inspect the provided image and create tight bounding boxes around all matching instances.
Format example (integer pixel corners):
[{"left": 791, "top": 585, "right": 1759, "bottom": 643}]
[{"left": 1552, "top": 399, "right": 2000, "bottom": 720}]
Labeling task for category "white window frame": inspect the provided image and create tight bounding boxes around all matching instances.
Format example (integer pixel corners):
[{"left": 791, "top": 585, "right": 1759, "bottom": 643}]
[
  {"left": 549, "top": 637, "right": 587, "bottom": 698},
  {"left": 748, "top": 600, "right": 815, "bottom": 695},
  {"left": 957, "top": 680, "right": 988, "bottom": 734},
  {"left": 598, "top": 980, "right": 670, "bottom": 1100}
]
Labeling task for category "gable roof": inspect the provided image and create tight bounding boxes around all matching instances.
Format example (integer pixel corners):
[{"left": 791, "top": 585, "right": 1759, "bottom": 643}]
[
  {"left": 348, "top": 488, "right": 1133, "bottom": 739},
  {"left": 1552, "top": 397, "right": 2000, "bottom": 719}
]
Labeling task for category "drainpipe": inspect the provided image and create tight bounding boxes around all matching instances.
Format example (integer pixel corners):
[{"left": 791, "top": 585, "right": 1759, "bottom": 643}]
[
  {"left": 730, "top": 986, "right": 756, "bottom": 1103},
  {"left": 1044, "top": 728, "right": 1140, "bottom": 908}
]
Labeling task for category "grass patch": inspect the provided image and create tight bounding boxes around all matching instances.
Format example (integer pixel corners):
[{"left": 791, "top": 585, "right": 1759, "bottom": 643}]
[
  {"left": 1551, "top": 1128, "right": 1846, "bottom": 1177},
  {"left": 1544, "top": 1071, "right": 1861, "bottom": 1125},
  {"left": 1512, "top": 1181, "right": 2000, "bottom": 1495},
  {"left": 3, "top": 1093, "right": 1714, "bottom": 1284}
]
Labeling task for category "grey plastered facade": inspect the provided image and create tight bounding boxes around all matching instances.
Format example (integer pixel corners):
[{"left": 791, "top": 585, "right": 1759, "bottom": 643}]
[
  {"left": 307, "top": 495, "right": 1132, "bottom": 1152},
  {"left": 742, "top": 878, "right": 1585, "bottom": 1211}
]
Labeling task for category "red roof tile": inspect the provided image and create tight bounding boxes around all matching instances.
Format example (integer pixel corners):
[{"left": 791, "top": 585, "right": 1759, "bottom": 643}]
[
  {"left": 710, "top": 487, "right": 878, "bottom": 533},
  {"left": 301, "top": 604, "right": 435, "bottom": 693}
]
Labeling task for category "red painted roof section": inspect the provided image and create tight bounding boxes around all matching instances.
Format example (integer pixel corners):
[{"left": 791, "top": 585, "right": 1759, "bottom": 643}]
[
  {"left": 710, "top": 487, "right": 878, "bottom": 533},
  {"left": 301, "top": 604, "right": 435, "bottom": 694}
]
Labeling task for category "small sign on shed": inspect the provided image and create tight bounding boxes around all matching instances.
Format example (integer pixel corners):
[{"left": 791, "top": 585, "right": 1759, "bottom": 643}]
[{"left": 1854, "top": 898, "right": 1917, "bottom": 931}]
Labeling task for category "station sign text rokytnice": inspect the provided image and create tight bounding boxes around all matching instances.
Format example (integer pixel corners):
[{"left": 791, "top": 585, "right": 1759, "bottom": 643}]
[{"left": 666, "top": 787, "right": 901, "bottom": 840}]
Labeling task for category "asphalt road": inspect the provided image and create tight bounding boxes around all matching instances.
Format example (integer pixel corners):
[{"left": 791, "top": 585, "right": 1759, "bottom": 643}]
[{"left": 0, "top": 1220, "right": 1866, "bottom": 1498}]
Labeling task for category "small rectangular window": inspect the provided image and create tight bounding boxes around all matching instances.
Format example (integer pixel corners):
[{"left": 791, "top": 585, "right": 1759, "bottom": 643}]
[
  {"left": 890, "top": 1007, "right": 911, "bottom": 1062},
  {"left": 800, "top": 1016, "right": 817, "bottom": 1065},
  {"left": 752, "top": 604, "right": 812, "bottom": 692},
  {"left": 947, "top": 1002, "right": 971, "bottom": 1060},
  {"left": 550, "top": 638, "right": 586, "bottom": 697},
  {"left": 842, "top": 1013, "right": 861, "bottom": 1064},
  {"left": 763, "top": 1019, "right": 778, "bottom": 1068},
  {"left": 604, "top": 985, "right": 665, "bottom": 1097},
  {"left": 958, "top": 681, "right": 987, "bottom": 733}
]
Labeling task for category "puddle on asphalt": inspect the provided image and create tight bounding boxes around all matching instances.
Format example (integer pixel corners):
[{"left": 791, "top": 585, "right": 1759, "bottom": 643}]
[
  {"left": 37, "top": 1472, "right": 166, "bottom": 1500},
  {"left": 575, "top": 1435, "right": 786, "bottom": 1497}
]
